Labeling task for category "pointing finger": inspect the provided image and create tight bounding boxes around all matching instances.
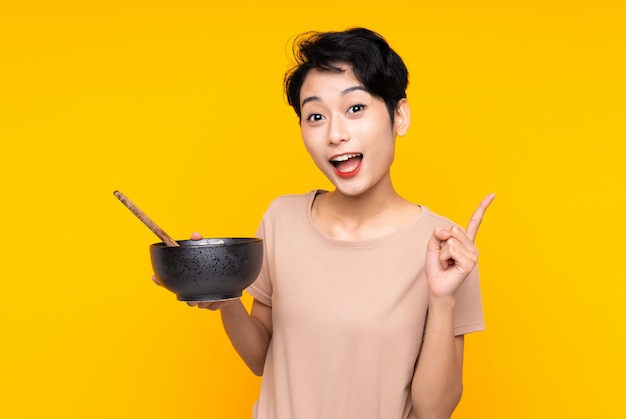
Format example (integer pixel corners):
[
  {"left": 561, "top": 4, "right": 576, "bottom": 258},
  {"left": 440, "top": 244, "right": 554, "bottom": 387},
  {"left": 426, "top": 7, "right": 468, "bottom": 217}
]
[{"left": 466, "top": 193, "right": 496, "bottom": 242}]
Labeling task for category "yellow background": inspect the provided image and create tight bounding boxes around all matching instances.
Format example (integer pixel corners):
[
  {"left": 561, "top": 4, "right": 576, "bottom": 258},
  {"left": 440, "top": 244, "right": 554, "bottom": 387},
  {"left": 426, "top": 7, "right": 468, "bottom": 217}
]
[{"left": 1, "top": 1, "right": 624, "bottom": 418}]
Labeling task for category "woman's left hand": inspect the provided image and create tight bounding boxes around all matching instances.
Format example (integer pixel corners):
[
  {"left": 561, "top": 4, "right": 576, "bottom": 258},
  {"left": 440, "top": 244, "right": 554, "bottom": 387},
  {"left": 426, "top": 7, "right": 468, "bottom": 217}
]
[{"left": 424, "top": 194, "right": 495, "bottom": 300}]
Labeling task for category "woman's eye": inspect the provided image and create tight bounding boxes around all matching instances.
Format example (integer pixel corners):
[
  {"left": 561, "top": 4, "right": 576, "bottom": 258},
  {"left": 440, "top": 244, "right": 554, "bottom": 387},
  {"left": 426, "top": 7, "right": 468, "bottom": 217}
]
[
  {"left": 348, "top": 104, "right": 366, "bottom": 114},
  {"left": 306, "top": 113, "right": 324, "bottom": 122}
]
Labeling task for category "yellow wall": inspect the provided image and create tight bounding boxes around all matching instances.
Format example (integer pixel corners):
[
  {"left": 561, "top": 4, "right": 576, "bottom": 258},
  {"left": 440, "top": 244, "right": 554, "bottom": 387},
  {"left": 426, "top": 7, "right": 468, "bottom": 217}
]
[{"left": 1, "top": 1, "right": 624, "bottom": 417}]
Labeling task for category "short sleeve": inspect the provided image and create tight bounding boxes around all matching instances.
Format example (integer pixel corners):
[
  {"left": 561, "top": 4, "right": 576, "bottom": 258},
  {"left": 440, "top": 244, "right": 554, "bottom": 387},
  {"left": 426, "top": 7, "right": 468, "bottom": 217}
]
[
  {"left": 245, "top": 213, "right": 273, "bottom": 307},
  {"left": 453, "top": 264, "right": 484, "bottom": 336}
]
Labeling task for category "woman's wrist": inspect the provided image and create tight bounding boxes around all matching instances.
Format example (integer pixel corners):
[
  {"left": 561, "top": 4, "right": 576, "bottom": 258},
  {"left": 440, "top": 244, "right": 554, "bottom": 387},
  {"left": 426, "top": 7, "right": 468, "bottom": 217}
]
[{"left": 427, "top": 294, "right": 456, "bottom": 312}]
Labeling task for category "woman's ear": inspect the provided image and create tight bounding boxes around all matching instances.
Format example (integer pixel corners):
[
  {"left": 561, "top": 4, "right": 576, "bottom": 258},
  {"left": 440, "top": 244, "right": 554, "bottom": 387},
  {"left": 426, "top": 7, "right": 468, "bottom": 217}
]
[{"left": 394, "top": 98, "right": 411, "bottom": 136}]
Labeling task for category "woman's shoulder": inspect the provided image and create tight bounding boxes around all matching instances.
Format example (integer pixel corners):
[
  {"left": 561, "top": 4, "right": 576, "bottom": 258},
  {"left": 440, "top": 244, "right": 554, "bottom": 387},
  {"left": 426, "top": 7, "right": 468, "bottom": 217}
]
[
  {"left": 416, "top": 205, "right": 461, "bottom": 230},
  {"left": 266, "top": 190, "right": 321, "bottom": 213}
]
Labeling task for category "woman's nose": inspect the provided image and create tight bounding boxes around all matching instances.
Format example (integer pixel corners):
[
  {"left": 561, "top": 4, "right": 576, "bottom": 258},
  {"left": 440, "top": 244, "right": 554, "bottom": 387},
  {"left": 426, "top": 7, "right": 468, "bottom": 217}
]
[{"left": 328, "top": 115, "right": 350, "bottom": 145}]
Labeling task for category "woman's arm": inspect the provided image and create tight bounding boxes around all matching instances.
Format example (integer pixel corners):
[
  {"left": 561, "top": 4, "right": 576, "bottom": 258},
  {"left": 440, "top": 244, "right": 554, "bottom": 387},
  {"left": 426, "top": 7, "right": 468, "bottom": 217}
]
[
  {"left": 411, "top": 298, "right": 464, "bottom": 418},
  {"left": 219, "top": 299, "right": 272, "bottom": 376},
  {"left": 157, "top": 232, "right": 273, "bottom": 376},
  {"left": 412, "top": 194, "right": 494, "bottom": 418},
  {"left": 194, "top": 298, "right": 272, "bottom": 376}
]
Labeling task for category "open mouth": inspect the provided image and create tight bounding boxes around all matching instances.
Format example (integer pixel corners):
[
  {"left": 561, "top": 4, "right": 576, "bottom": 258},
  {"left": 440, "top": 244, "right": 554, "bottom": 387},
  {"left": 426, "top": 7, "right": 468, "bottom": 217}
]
[{"left": 330, "top": 153, "right": 363, "bottom": 176}]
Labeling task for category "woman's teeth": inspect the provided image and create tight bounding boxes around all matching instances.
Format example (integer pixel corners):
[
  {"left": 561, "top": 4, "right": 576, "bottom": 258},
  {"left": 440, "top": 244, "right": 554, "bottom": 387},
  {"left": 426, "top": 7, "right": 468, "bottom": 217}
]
[
  {"left": 330, "top": 153, "right": 362, "bottom": 165},
  {"left": 330, "top": 154, "right": 363, "bottom": 173}
]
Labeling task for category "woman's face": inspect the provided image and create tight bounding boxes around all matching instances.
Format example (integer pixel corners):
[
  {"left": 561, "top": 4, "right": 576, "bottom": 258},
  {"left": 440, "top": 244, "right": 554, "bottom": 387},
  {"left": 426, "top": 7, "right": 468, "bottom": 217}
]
[{"left": 299, "top": 65, "right": 409, "bottom": 197}]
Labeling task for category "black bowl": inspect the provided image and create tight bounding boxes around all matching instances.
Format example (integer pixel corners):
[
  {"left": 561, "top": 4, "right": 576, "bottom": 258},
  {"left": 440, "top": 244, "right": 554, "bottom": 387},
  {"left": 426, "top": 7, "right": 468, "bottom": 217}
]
[{"left": 150, "top": 238, "right": 263, "bottom": 302}]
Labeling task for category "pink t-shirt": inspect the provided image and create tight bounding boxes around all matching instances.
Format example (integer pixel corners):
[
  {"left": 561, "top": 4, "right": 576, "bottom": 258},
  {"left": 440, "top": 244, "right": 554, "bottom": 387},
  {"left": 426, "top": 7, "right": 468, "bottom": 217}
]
[{"left": 246, "top": 191, "right": 484, "bottom": 419}]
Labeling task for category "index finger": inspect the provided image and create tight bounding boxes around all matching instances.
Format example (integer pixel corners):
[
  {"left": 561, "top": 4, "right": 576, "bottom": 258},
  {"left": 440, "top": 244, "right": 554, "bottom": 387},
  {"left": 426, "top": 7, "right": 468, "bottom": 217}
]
[{"left": 465, "top": 193, "right": 496, "bottom": 242}]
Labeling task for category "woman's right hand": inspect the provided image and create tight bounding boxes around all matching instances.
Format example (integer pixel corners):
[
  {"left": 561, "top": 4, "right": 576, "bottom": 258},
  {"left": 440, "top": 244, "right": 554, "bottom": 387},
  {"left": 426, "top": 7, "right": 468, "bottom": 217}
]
[
  {"left": 189, "top": 231, "right": 203, "bottom": 241},
  {"left": 187, "top": 299, "right": 240, "bottom": 311}
]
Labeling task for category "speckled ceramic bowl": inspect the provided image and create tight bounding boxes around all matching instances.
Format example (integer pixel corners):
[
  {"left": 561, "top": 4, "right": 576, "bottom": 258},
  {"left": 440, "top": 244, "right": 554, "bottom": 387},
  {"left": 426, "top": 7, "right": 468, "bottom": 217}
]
[{"left": 150, "top": 238, "right": 263, "bottom": 302}]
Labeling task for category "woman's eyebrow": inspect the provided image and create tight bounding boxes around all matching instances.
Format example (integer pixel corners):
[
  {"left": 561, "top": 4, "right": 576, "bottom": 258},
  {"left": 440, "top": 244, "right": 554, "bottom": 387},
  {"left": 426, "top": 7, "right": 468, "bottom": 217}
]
[
  {"left": 301, "top": 95, "right": 320, "bottom": 107},
  {"left": 301, "top": 86, "right": 367, "bottom": 108},
  {"left": 341, "top": 86, "right": 367, "bottom": 96}
]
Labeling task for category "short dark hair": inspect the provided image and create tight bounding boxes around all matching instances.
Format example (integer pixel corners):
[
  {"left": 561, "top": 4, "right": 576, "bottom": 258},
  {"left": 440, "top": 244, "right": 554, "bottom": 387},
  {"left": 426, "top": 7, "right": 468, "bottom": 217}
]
[{"left": 284, "top": 27, "right": 409, "bottom": 123}]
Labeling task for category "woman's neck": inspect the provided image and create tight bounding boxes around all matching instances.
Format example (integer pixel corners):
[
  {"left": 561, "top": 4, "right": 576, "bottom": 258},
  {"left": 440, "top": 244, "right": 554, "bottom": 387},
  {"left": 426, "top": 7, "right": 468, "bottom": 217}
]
[{"left": 312, "top": 183, "right": 420, "bottom": 241}]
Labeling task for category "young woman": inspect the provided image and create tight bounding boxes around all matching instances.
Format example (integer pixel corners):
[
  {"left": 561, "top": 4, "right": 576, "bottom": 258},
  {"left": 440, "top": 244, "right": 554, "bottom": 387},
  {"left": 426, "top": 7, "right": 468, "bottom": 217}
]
[{"left": 160, "top": 28, "right": 494, "bottom": 419}]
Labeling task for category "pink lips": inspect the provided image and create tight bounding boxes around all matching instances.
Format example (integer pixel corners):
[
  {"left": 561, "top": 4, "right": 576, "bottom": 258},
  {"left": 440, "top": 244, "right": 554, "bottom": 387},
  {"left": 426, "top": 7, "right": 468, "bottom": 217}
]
[{"left": 330, "top": 153, "right": 363, "bottom": 178}]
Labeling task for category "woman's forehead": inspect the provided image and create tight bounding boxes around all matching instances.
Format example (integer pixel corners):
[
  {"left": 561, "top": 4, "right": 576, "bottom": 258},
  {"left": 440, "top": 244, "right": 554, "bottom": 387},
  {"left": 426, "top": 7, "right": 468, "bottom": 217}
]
[{"left": 300, "top": 67, "right": 366, "bottom": 103}]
